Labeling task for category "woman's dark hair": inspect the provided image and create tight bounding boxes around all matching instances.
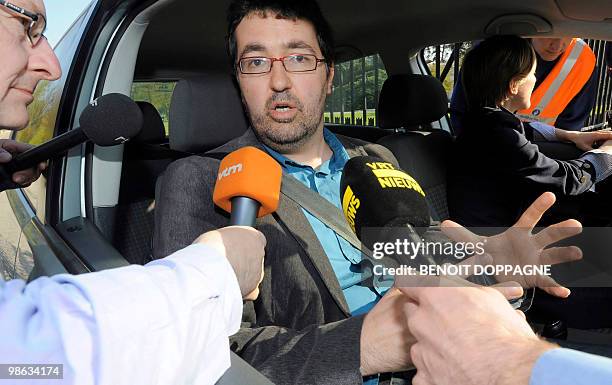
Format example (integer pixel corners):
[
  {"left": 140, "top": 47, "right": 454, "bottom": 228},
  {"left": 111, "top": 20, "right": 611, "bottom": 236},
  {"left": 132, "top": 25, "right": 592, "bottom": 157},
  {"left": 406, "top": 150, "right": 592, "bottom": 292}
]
[
  {"left": 461, "top": 35, "right": 535, "bottom": 110},
  {"left": 227, "top": 0, "right": 335, "bottom": 71}
]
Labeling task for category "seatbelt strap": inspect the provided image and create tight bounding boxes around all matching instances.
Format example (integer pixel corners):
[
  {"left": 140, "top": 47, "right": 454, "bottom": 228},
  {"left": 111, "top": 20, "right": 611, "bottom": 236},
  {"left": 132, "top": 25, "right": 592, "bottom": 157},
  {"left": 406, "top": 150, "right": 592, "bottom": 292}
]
[
  {"left": 216, "top": 353, "right": 274, "bottom": 385},
  {"left": 280, "top": 174, "right": 401, "bottom": 292},
  {"left": 280, "top": 173, "right": 370, "bottom": 255}
]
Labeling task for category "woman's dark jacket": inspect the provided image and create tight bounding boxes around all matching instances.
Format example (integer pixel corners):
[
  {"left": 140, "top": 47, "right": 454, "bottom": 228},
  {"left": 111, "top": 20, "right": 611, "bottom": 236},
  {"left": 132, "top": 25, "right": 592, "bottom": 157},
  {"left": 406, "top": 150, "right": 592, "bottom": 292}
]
[{"left": 448, "top": 107, "right": 596, "bottom": 227}]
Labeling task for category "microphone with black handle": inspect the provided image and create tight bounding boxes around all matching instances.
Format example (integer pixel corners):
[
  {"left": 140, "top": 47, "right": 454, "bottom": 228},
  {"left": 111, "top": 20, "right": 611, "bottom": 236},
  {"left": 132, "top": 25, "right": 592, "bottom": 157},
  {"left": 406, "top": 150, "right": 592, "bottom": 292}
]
[
  {"left": 0, "top": 93, "right": 143, "bottom": 179},
  {"left": 340, "top": 156, "right": 437, "bottom": 266},
  {"left": 213, "top": 146, "right": 282, "bottom": 226}
]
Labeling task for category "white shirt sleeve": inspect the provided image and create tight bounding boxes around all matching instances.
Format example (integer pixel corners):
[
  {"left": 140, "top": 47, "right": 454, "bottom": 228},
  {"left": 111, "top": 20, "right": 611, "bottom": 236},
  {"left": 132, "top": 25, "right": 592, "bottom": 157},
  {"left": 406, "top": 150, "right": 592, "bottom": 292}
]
[{"left": 0, "top": 243, "right": 243, "bottom": 385}]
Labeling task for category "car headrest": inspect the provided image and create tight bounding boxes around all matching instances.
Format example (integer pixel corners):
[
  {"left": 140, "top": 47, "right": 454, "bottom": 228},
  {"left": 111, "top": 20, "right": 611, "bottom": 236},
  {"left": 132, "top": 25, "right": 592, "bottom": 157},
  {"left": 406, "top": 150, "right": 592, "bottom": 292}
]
[
  {"left": 378, "top": 74, "right": 448, "bottom": 130},
  {"left": 169, "top": 75, "right": 249, "bottom": 153},
  {"left": 133, "top": 101, "right": 166, "bottom": 144}
]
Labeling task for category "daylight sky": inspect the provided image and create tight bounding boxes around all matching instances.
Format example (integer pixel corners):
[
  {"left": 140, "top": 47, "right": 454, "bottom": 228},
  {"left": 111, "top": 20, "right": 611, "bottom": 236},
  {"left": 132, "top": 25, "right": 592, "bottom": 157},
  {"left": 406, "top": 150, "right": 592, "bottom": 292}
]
[{"left": 44, "top": 0, "right": 94, "bottom": 47}]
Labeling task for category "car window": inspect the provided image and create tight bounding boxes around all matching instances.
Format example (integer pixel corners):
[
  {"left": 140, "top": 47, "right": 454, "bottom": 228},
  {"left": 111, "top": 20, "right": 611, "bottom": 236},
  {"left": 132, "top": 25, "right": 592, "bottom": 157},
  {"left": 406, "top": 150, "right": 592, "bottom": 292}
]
[
  {"left": 13, "top": 7, "right": 96, "bottom": 218},
  {"left": 420, "top": 42, "right": 474, "bottom": 99},
  {"left": 131, "top": 81, "right": 177, "bottom": 136},
  {"left": 16, "top": 12, "right": 95, "bottom": 147},
  {"left": 584, "top": 39, "right": 612, "bottom": 126},
  {"left": 324, "top": 54, "right": 388, "bottom": 127},
  {"left": 0, "top": 4, "right": 97, "bottom": 282}
]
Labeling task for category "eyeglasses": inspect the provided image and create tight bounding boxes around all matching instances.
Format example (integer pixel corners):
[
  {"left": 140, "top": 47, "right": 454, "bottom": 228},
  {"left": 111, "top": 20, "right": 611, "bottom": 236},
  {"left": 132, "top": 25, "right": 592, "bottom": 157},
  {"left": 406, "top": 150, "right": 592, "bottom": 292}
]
[
  {"left": 238, "top": 54, "right": 326, "bottom": 74},
  {"left": 0, "top": 0, "right": 47, "bottom": 46}
]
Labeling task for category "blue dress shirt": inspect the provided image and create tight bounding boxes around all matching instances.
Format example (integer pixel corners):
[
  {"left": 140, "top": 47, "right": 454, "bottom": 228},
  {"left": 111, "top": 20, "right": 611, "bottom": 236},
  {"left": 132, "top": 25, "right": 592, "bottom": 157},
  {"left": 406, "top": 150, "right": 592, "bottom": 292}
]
[
  {"left": 265, "top": 129, "right": 394, "bottom": 385},
  {"left": 264, "top": 128, "right": 387, "bottom": 317},
  {"left": 530, "top": 348, "right": 612, "bottom": 385}
]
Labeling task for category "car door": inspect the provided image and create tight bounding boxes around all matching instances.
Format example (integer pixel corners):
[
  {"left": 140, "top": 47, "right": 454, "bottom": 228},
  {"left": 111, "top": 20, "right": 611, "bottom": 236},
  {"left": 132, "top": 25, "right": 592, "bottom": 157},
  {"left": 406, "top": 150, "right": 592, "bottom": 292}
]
[{"left": 0, "top": 130, "right": 23, "bottom": 280}]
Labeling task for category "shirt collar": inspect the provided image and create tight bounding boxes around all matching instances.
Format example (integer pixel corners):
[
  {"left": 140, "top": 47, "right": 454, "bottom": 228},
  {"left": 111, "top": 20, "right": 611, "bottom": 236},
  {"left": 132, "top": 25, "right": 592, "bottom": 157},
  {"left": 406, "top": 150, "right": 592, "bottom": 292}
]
[{"left": 263, "top": 128, "right": 350, "bottom": 174}]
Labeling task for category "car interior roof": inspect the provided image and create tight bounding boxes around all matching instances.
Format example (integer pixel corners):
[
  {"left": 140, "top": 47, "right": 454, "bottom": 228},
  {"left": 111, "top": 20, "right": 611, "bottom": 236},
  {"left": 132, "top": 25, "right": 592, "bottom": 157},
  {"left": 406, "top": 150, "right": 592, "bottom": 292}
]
[{"left": 135, "top": 0, "right": 612, "bottom": 80}]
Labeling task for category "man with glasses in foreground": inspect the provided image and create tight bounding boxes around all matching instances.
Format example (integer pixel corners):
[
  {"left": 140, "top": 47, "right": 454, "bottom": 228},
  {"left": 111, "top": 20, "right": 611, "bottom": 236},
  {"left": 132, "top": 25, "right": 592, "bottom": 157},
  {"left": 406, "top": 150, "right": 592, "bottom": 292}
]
[
  {"left": 0, "top": 1, "right": 269, "bottom": 384},
  {"left": 154, "top": 0, "right": 589, "bottom": 383}
]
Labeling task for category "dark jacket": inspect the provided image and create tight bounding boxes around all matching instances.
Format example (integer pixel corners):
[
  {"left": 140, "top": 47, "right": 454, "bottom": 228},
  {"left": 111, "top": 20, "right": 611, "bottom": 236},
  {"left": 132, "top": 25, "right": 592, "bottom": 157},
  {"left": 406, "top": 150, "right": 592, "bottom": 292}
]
[
  {"left": 448, "top": 107, "right": 596, "bottom": 227},
  {"left": 152, "top": 129, "right": 405, "bottom": 385},
  {"left": 450, "top": 53, "right": 598, "bottom": 135}
]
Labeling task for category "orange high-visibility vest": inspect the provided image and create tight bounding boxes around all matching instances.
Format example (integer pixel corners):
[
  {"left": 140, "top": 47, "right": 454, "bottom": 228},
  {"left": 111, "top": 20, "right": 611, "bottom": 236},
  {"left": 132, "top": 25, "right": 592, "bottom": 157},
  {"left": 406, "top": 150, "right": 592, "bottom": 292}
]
[{"left": 517, "top": 38, "right": 596, "bottom": 126}]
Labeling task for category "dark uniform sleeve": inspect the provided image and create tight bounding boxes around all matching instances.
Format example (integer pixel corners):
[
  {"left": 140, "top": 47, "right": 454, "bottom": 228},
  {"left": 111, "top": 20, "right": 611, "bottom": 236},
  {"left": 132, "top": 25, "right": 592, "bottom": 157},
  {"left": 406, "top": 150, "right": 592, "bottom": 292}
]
[
  {"left": 449, "top": 73, "right": 468, "bottom": 136},
  {"left": 487, "top": 116, "right": 596, "bottom": 195}
]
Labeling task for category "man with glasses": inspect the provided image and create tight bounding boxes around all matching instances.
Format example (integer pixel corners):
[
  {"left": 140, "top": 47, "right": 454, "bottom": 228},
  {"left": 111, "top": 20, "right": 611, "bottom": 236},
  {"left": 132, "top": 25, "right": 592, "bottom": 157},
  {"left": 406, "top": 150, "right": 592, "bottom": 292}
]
[
  {"left": 0, "top": 0, "right": 56, "bottom": 190},
  {"left": 154, "top": 0, "right": 583, "bottom": 384},
  {"left": 0, "top": 0, "right": 47, "bottom": 45},
  {"left": 153, "top": 1, "right": 409, "bottom": 383},
  {"left": 0, "top": 2, "right": 269, "bottom": 384}
]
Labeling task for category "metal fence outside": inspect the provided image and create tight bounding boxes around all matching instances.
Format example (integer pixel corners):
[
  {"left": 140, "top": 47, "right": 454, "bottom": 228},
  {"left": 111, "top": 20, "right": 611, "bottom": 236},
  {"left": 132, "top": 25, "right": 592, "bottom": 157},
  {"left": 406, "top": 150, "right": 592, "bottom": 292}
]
[
  {"left": 424, "top": 39, "right": 612, "bottom": 127},
  {"left": 323, "top": 41, "right": 611, "bottom": 129},
  {"left": 324, "top": 54, "right": 387, "bottom": 127},
  {"left": 585, "top": 39, "right": 612, "bottom": 126}
]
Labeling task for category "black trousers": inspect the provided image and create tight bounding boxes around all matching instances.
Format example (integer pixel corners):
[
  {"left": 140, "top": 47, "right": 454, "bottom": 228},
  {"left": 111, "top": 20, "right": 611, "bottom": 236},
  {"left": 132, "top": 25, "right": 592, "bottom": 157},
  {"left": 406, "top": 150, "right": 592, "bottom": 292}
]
[
  {"left": 529, "top": 287, "right": 612, "bottom": 329},
  {"left": 529, "top": 188, "right": 612, "bottom": 329}
]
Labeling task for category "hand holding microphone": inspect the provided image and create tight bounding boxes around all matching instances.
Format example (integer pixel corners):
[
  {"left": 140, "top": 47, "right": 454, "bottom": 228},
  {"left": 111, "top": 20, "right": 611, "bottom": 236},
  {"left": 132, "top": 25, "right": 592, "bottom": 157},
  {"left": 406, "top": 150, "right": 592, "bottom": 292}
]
[
  {"left": 212, "top": 146, "right": 282, "bottom": 300},
  {"left": 0, "top": 140, "right": 46, "bottom": 190},
  {"left": 194, "top": 226, "right": 267, "bottom": 300},
  {"left": 213, "top": 146, "right": 282, "bottom": 226},
  {"left": 0, "top": 93, "right": 143, "bottom": 191}
]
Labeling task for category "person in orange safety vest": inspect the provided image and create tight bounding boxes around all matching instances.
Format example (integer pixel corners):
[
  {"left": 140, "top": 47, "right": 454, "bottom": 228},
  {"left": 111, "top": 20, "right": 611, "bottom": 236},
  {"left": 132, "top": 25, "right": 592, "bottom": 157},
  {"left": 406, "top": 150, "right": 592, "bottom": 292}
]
[
  {"left": 451, "top": 37, "right": 599, "bottom": 135},
  {"left": 516, "top": 38, "right": 596, "bottom": 128}
]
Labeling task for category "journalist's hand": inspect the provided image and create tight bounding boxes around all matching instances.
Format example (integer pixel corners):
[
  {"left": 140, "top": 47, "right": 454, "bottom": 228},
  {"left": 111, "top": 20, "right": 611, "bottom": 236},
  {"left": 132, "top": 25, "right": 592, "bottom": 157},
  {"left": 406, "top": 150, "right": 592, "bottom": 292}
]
[
  {"left": 400, "top": 285, "right": 557, "bottom": 385},
  {"left": 194, "top": 226, "right": 266, "bottom": 300},
  {"left": 0, "top": 139, "right": 46, "bottom": 188}
]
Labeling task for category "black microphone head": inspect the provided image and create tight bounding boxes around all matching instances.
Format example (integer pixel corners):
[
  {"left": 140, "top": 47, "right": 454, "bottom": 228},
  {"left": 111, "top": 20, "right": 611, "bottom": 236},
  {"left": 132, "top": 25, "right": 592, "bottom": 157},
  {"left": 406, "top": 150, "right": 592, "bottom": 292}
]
[
  {"left": 79, "top": 93, "right": 143, "bottom": 146},
  {"left": 340, "top": 156, "right": 430, "bottom": 238}
]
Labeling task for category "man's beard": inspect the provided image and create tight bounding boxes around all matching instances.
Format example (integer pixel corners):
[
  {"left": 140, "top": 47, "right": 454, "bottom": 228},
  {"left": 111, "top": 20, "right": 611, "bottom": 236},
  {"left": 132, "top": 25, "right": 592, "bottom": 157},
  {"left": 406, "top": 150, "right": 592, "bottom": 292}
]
[{"left": 247, "top": 90, "right": 326, "bottom": 154}]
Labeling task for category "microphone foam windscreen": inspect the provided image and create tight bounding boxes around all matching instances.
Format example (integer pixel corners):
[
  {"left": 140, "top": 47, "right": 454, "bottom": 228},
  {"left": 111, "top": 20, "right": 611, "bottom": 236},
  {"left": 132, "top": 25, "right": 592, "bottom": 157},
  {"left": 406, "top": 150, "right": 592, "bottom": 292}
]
[
  {"left": 340, "top": 156, "right": 430, "bottom": 237},
  {"left": 79, "top": 93, "right": 143, "bottom": 146},
  {"left": 213, "top": 146, "right": 282, "bottom": 217}
]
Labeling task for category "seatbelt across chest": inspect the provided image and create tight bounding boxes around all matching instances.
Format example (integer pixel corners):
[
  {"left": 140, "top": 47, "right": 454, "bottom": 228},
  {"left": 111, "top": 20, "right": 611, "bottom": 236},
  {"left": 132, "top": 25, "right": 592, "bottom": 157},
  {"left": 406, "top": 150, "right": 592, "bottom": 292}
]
[{"left": 280, "top": 173, "right": 367, "bottom": 254}]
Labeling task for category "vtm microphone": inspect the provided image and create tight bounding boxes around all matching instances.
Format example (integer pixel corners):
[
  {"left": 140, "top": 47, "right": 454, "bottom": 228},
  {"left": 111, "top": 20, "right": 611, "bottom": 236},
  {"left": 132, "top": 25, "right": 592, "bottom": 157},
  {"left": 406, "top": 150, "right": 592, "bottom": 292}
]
[
  {"left": 340, "top": 156, "right": 436, "bottom": 265},
  {"left": 213, "top": 146, "right": 282, "bottom": 226}
]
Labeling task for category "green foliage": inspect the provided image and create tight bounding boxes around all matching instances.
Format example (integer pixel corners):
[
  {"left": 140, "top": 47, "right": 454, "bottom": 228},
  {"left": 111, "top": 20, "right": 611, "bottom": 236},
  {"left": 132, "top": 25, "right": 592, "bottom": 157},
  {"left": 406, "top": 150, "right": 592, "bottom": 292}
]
[
  {"left": 131, "top": 82, "right": 177, "bottom": 135},
  {"left": 324, "top": 110, "right": 378, "bottom": 126},
  {"left": 325, "top": 54, "right": 387, "bottom": 126},
  {"left": 422, "top": 42, "right": 474, "bottom": 98},
  {"left": 427, "top": 63, "right": 455, "bottom": 97},
  {"left": 16, "top": 80, "right": 62, "bottom": 145}
]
